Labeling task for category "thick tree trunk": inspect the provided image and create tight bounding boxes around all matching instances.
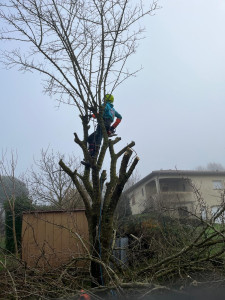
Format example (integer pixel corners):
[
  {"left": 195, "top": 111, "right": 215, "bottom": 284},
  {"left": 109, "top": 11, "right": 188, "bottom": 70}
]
[
  {"left": 60, "top": 136, "right": 139, "bottom": 285},
  {"left": 87, "top": 205, "right": 115, "bottom": 285},
  {"left": 88, "top": 209, "right": 103, "bottom": 286},
  {"left": 90, "top": 226, "right": 114, "bottom": 285},
  {"left": 101, "top": 212, "right": 114, "bottom": 263}
]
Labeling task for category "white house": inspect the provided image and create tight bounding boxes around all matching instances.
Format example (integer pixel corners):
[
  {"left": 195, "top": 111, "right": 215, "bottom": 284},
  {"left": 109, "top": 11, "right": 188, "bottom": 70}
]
[{"left": 125, "top": 170, "right": 225, "bottom": 222}]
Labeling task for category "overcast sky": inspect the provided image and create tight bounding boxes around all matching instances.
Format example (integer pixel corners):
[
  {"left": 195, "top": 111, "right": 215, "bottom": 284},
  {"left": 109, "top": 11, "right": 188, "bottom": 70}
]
[{"left": 1, "top": 0, "right": 225, "bottom": 179}]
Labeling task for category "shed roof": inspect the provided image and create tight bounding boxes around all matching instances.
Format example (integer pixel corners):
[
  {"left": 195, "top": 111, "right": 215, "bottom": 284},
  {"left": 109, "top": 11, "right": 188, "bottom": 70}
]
[{"left": 22, "top": 209, "right": 85, "bottom": 215}]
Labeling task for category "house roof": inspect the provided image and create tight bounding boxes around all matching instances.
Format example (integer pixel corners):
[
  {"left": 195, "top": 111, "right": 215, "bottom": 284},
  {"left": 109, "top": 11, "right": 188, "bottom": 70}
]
[{"left": 125, "top": 170, "right": 225, "bottom": 194}]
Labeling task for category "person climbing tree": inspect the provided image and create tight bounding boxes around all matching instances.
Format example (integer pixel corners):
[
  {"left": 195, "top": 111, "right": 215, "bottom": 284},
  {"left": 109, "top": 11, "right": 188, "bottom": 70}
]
[
  {"left": 0, "top": 0, "right": 151, "bottom": 285},
  {"left": 82, "top": 94, "right": 122, "bottom": 166}
]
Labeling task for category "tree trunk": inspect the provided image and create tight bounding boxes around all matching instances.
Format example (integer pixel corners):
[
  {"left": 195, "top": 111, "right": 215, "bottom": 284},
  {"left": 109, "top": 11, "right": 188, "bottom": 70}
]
[
  {"left": 12, "top": 206, "right": 18, "bottom": 256},
  {"left": 87, "top": 208, "right": 103, "bottom": 286}
]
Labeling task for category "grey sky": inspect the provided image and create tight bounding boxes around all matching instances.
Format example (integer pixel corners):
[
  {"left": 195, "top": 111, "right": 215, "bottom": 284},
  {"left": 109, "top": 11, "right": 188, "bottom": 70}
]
[{"left": 1, "top": 0, "right": 225, "bottom": 178}]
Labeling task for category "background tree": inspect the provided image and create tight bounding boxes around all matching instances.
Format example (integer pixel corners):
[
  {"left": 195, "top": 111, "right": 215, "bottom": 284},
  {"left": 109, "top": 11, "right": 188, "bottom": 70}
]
[
  {"left": 0, "top": 175, "right": 29, "bottom": 240},
  {"left": 196, "top": 163, "right": 225, "bottom": 171},
  {"left": 4, "top": 195, "right": 33, "bottom": 254},
  {"left": 27, "top": 148, "right": 84, "bottom": 209},
  {"left": 0, "top": 151, "right": 29, "bottom": 256},
  {"left": 0, "top": 0, "right": 159, "bottom": 284}
]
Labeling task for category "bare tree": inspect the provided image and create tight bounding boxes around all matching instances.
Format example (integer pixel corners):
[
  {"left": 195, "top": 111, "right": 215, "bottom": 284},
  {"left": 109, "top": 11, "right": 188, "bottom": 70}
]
[
  {"left": 0, "top": 0, "right": 159, "bottom": 284},
  {"left": 0, "top": 152, "right": 18, "bottom": 256},
  {"left": 27, "top": 149, "right": 83, "bottom": 209},
  {"left": 196, "top": 162, "right": 225, "bottom": 171}
]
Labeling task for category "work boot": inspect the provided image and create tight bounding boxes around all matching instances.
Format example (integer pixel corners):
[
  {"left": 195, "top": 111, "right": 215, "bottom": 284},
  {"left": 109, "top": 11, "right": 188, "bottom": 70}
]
[{"left": 81, "top": 160, "right": 91, "bottom": 167}]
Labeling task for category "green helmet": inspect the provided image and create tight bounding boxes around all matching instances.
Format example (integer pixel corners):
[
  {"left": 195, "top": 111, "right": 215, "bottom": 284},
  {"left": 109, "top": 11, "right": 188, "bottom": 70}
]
[{"left": 105, "top": 94, "right": 114, "bottom": 103}]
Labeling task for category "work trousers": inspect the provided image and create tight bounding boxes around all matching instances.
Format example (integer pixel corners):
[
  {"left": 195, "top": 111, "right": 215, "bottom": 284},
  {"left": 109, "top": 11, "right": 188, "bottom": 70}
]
[{"left": 87, "top": 118, "right": 112, "bottom": 147}]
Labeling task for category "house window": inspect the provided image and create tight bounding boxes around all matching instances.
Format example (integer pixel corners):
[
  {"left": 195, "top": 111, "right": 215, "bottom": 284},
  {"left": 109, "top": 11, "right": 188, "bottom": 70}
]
[
  {"left": 132, "top": 196, "right": 135, "bottom": 205},
  {"left": 161, "top": 185, "right": 168, "bottom": 192},
  {"left": 142, "top": 188, "right": 144, "bottom": 196},
  {"left": 212, "top": 180, "right": 223, "bottom": 190}
]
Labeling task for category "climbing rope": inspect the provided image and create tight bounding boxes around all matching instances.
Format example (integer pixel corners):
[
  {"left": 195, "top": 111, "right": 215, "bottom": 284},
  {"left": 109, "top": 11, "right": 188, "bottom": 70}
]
[{"left": 98, "top": 176, "right": 104, "bottom": 285}]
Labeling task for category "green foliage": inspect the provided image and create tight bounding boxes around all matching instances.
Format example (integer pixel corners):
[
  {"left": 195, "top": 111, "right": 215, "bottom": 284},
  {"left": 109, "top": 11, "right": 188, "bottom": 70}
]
[
  {"left": 4, "top": 196, "right": 33, "bottom": 254},
  {"left": 118, "top": 212, "right": 160, "bottom": 235},
  {"left": 118, "top": 212, "right": 199, "bottom": 239}
]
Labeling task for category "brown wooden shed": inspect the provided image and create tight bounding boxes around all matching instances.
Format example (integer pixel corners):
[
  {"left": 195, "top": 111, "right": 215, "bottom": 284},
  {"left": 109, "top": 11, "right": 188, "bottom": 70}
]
[{"left": 22, "top": 209, "right": 89, "bottom": 269}]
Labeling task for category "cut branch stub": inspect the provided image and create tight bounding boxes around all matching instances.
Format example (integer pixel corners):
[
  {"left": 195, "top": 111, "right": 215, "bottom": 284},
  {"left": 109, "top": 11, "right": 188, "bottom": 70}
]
[
  {"left": 119, "top": 148, "right": 133, "bottom": 177},
  {"left": 116, "top": 141, "right": 135, "bottom": 158}
]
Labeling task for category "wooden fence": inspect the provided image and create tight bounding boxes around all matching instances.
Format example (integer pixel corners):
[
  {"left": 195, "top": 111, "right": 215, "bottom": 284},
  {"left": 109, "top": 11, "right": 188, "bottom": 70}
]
[{"left": 22, "top": 210, "right": 89, "bottom": 269}]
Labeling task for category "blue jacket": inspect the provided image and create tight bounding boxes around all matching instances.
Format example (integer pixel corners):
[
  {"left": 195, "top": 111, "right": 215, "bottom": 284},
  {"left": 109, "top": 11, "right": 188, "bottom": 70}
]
[{"left": 103, "top": 102, "right": 122, "bottom": 122}]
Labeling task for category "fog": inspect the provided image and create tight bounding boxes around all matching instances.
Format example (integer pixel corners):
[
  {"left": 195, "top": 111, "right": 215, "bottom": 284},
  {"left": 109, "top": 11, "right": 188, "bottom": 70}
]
[{"left": 1, "top": 0, "right": 225, "bottom": 178}]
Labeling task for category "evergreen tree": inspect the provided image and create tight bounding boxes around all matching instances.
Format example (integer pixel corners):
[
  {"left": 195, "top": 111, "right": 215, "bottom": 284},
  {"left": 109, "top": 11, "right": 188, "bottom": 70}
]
[{"left": 4, "top": 196, "right": 33, "bottom": 253}]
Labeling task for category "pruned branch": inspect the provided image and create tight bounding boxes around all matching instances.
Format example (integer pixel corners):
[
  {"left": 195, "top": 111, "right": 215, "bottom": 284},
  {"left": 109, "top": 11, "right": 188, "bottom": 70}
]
[
  {"left": 59, "top": 159, "right": 91, "bottom": 216},
  {"left": 116, "top": 141, "right": 135, "bottom": 158}
]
